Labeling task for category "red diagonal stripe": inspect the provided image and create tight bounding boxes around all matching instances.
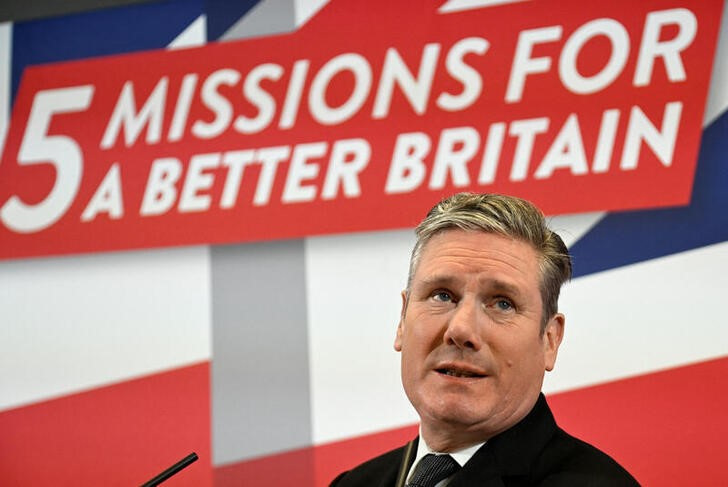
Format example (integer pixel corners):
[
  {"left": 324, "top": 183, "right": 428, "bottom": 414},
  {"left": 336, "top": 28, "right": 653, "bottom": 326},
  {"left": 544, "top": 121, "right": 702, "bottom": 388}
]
[{"left": 0, "top": 363, "right": 212, "bottom": 486}]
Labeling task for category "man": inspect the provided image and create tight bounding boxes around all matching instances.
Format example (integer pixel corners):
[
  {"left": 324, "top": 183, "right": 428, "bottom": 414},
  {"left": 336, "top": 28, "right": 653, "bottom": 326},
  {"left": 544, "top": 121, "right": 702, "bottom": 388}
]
[{"left": 331, "top": 193, "right": 638, "bottom": 486}]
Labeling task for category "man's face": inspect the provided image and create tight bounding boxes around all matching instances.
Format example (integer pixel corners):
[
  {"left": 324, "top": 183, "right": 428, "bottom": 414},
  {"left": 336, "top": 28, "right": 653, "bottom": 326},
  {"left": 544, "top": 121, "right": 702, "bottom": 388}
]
[{"left": 395, "top": 229, "right": 564, "bottom": 450}]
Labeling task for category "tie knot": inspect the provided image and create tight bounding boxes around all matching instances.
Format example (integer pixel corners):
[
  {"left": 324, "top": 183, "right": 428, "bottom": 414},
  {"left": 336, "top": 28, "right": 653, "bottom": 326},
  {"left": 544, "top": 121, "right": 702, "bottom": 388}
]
[{"left": 407, "top": 454, "right": 460, "bottom": 487}]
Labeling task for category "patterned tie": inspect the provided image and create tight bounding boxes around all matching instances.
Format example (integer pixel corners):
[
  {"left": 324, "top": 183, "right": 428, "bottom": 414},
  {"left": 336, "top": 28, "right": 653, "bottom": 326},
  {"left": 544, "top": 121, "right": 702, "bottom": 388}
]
[{"left": 406, "top": 453, "right": 460, "bottom": 487}]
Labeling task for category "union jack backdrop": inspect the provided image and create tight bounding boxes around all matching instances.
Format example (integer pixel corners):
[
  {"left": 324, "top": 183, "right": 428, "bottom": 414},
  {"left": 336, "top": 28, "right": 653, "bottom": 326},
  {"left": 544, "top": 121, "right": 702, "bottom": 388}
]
[{"left": 1, "top": 1, "right": 726, "bottom": 485}]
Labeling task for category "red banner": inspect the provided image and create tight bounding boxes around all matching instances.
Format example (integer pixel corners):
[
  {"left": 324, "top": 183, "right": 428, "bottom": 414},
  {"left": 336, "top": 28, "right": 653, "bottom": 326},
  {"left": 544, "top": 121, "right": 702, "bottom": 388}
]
[{"left": 0, "top": 0, "right": 722, "bottom": 259}]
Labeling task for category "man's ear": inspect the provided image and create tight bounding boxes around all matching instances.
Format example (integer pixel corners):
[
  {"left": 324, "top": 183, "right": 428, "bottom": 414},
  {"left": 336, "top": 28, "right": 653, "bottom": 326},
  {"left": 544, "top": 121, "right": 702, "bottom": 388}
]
[
  {"left": 543, "top": 313, "right": 565, "bottom": 371},
  {"left": 394, "top": 290, "right": 407, "bottom": 351}
]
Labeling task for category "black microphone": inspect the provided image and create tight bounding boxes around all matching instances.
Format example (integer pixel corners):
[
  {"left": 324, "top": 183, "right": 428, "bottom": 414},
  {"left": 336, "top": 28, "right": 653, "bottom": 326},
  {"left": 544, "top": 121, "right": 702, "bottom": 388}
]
[{"left": 141, "top": 452, "right": 198, "bottom": 486}]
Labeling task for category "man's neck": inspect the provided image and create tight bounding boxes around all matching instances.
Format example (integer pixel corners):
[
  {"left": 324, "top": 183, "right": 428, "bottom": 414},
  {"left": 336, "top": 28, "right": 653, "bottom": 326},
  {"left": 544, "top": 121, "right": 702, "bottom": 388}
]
[{"left": 419, "top": 425, "right": 489, "bottom": 453}]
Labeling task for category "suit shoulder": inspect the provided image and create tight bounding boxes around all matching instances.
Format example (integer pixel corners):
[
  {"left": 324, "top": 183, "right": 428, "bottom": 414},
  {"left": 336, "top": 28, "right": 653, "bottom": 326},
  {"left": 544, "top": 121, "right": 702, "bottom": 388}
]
[
  {"left": 535, "top": 428, "right": 639, "bottom": 486},
  {"left": 330, "top": 444, "right": 409, "bottom": 487}
]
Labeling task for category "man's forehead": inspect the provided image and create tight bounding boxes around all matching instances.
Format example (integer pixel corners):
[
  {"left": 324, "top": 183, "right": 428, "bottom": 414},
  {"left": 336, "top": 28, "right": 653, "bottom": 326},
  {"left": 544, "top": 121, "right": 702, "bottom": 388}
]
[
  {"left": 413, "top": 230, "right": 540, "bottom": 283},
  {"left": 419, "top": 229, "right": 537, "bottom": 262}
]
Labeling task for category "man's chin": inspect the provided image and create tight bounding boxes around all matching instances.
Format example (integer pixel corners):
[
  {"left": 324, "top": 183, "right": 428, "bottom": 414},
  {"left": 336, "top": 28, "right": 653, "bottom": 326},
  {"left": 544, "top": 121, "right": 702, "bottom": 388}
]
[{"left": 420, "top": 400, "right": 494, "bottom": 430}]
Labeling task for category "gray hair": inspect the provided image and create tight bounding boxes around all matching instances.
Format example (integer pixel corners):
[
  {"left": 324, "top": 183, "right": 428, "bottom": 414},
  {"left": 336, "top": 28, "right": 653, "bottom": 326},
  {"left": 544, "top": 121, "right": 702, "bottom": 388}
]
[{"left": 407, "top": 193, "right": 572, "bottom": 329}]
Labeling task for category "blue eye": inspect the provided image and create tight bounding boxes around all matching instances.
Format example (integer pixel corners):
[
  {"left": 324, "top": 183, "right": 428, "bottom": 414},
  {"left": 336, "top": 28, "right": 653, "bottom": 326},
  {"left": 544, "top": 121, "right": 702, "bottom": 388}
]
[
  {"left": 495, "top": 299, "right": 513, "bottom": 311},
  {"left": 433, "top": 291, "right": 453, "bottom": 302}
]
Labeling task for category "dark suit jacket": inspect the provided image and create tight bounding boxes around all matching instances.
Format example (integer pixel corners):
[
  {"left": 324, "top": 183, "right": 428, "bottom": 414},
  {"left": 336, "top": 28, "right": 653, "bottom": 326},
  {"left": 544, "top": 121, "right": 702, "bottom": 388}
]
[{"left": 330, "top": 394, "right": 639, "bottom": 486}]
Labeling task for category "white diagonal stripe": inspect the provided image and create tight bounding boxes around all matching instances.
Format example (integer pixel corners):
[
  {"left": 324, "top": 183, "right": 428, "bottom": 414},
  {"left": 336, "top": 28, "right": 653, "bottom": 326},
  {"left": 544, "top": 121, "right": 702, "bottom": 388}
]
[
  {"left": 167, "top": 14, "right": 207, "bottom": 50},
  {"left": 439, "top": 0, "right": 529, "bottom": 14},
  {"left": 704, "top": 0, "right": 728, "bottom": 126}
]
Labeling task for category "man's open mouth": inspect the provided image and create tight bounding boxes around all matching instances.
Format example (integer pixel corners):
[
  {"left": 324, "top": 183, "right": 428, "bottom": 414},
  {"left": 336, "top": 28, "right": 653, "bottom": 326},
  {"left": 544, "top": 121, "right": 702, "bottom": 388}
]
[{"left": 436, "top": 368, "right": 486, "bottom": 378}]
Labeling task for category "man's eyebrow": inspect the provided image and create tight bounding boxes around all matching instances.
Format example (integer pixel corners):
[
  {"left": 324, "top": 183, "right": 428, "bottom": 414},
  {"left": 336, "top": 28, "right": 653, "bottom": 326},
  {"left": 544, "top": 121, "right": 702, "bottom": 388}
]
[
  {"left": 416, "top": 275, "right": 522, "bottom": 295},
  {"left": 484, "top": 279, "right": 523, "bottom": 296},
  {"left": 418, "top": 274, "right": 460, "bottom": 287}
]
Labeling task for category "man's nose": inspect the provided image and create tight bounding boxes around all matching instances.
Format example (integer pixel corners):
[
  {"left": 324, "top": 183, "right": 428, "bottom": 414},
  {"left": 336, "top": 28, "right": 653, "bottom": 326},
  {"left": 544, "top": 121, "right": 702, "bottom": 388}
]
[{"left": 443, "top": 298, "right": 483, "bottom": 351}]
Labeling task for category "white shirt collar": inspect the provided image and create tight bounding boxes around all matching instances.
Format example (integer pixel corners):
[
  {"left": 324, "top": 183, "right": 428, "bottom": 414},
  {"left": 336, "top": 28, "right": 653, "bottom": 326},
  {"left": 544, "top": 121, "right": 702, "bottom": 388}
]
[{"left": 405, "top": 427, "right": 485, "bottom": 486}]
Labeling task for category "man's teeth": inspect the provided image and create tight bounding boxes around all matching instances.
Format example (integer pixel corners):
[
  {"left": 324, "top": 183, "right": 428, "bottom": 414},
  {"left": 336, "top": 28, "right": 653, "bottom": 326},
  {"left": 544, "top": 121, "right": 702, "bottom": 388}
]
[{"left": 441, "top": 369, "right": 480, "bottom": 377}]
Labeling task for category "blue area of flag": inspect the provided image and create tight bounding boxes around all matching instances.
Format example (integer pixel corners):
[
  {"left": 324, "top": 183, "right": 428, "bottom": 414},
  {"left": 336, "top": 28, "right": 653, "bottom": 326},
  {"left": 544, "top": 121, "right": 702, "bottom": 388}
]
[
  {"left": 11, "top": 0, "right": 203, "bottom": 105},
  {"left": 570, "top": 110, "right": 728, "bottom": 278},
  {"left": 205, "top": 0, "right": 261, "bottom": 41}
]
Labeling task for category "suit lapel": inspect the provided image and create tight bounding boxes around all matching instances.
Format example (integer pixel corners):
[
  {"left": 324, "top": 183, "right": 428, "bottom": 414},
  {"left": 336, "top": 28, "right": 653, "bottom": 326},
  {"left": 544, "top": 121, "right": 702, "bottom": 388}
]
[{"left": 448, "top": 444, "right": 506, "bottom": 486}]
